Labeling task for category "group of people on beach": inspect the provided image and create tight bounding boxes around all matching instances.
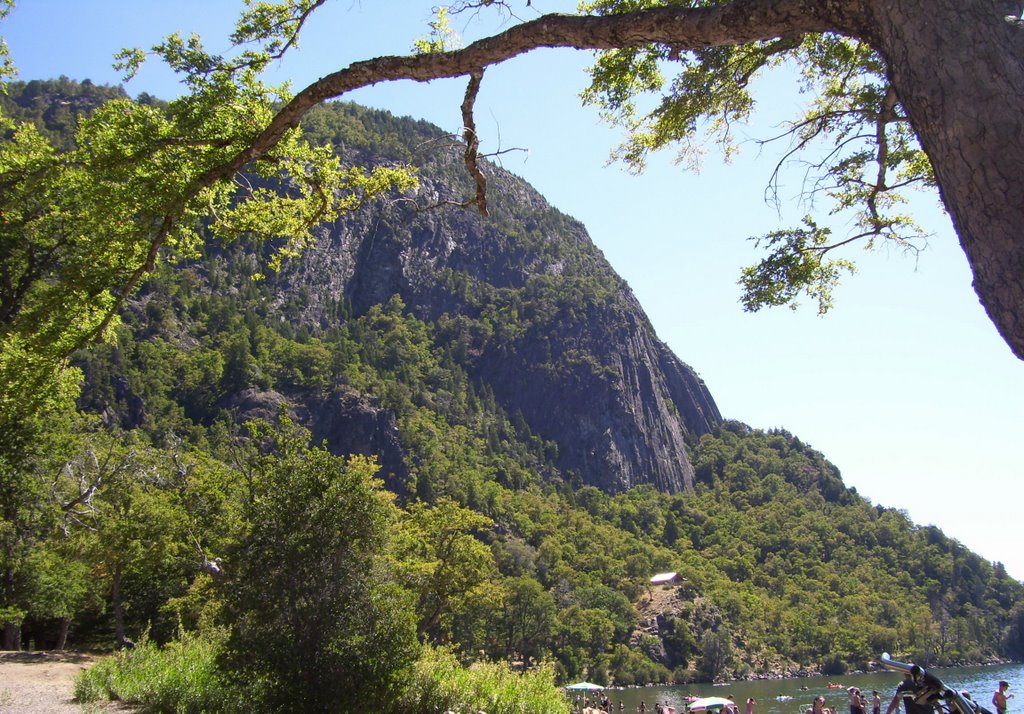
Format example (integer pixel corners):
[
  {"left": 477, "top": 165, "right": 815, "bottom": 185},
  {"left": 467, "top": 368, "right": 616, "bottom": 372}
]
[
  {"left": 571, "top": 694, "right": 678, "bottom": 713},
  {"left": 572, "top": 696, "right": 678, "bottom": 713}
]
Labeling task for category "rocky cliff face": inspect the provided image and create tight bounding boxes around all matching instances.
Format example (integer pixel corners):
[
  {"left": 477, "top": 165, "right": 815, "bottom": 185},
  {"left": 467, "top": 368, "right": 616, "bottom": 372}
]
[
  {"left": 73, "top": 99, "right": 720, "bottom": 496},
  {"left": 263, "top": 105, "right": 722, "bottom": 494}
]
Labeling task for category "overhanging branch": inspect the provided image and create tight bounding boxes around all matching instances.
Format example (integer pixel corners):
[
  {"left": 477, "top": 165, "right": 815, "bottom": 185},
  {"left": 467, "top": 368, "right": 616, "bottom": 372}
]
[
  {"left": 200, "top": 0, "right": 842, "bottom": 189},
  {"left": 461, "top": 69, "right": 488, "bottom": 216},
  {"left": 114, "top": 0, "right": 852, "bottom": 345}
]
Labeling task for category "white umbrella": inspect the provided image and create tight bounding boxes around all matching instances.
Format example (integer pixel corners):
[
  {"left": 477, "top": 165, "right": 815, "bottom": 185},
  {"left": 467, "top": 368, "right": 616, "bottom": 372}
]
[
  {"left": 688, "top": 696, "right": 736, "bottom": 711},
  {"left": 565, "top": 682, "right": 605, "bottom": 691}
]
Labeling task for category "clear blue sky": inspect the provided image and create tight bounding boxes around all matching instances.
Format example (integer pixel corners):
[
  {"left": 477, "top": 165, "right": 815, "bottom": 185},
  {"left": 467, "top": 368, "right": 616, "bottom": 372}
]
[{"left": 5, "top": 1, "right": 1023, "bottom": 581}]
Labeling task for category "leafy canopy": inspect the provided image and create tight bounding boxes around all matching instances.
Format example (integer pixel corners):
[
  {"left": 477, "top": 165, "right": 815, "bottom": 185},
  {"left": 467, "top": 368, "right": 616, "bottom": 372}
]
[
  {"left": 0, "top": 1, "right": 416, "bottom": 441},
  {"left": 579, "top": 0, "right": 934, "bottom": 314}
]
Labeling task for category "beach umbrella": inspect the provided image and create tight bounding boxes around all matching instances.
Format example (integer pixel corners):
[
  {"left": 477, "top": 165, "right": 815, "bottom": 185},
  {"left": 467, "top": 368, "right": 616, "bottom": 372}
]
[
  {"left": 565, "top": 682, "right": 605, "bottom": 691},
  {"left": 688, "top": 696, "right": 735, "bottom": 711}
]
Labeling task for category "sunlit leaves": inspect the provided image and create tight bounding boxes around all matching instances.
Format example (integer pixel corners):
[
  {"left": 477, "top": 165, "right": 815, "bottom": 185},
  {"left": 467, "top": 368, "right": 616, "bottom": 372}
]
[
  {"left": 394, "top": 497, "right": 495, "bottom": 641},
  {"left": 738, "top": 218, "right": 856, "bottom": 315},
  {"left": 214, "top": 157, "right": 417, "bottom": 272},
  {"left": 231, "top": 0, "right": 328, "bottom": 62},
  {"left": 580, "top": 1, "right": 936, "bottom": 313},
  {"left": 413, "top": 7, "right": 463, "bottom": 54},
  {"left": 581, "top": 0, "right": 801, "bottom": 172},
  {"left": 2, "top": 5, "right": 418, "bottom": 434},
  {"left": 222, "top": 447, "right": 419, "bottom": 711},
  {"left": 0, "top": 0, "right": 13, "bottom": 85}
]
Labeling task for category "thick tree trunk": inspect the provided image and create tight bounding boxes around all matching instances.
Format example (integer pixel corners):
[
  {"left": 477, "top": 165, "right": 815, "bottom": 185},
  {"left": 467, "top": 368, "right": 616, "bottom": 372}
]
[
  {"left": 55, "top": 618, "right": 69, "bottom": 651},
  {"left": 112, "top": 563, "right": 127, "bottom": 649},
  {"left": 2, "top": 556, "right": 21, "bottom": 650},
  {"left": 864, "top": 0, "right": 1024, "bottom": 358}
]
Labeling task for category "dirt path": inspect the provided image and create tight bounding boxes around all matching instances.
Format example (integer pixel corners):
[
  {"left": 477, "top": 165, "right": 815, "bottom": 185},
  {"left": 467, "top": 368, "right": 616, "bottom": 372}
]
[{"left": 0, "top": 651, "right": 121, "bottom": 713}]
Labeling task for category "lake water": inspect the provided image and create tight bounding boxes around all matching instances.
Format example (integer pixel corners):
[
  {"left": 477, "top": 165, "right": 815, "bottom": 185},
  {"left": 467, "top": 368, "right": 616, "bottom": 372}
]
[{"left": 595, "top": 663, "right": 1024, "bottom": 714}]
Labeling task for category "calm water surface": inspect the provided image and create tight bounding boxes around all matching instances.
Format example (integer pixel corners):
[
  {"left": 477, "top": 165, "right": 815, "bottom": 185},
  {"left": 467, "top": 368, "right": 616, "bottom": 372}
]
[{"left": 597, "top": 663, "right": 1024, "bottom": 714}]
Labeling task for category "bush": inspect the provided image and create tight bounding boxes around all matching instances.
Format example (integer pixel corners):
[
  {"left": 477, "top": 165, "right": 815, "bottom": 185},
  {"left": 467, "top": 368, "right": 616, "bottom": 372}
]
[
  {"left": 821, "top": 656, "right": 847, "bottom": 676},
  {"left": 399, "top": 646, "right": 569, "bottom": 714},
  {"left": 74, "top": 629, "right": 231, "bottom": 712},
  {"left": 218, "top": 447, "right": 420, "bottom": 713}
]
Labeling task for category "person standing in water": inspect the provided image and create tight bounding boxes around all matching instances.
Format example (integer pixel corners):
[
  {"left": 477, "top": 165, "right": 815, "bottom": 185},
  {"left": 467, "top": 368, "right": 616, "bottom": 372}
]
[
  {"left": 993, "top": 681, "right": 1013, "bottom": 714},
  {"left": 850, "top": 688, "right": 867, "bottom": 714}
]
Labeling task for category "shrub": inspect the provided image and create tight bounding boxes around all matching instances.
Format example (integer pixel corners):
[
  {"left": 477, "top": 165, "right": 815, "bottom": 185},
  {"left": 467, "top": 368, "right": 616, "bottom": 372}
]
[
  {"left": 399, "top": 646, "right": 569, "bottom": 714},
  {"left": 74, "top": 629, "right": 230, "bottom": 712},
  {"left": 218, "top": 447, "right": 420, "bottom": 713}
]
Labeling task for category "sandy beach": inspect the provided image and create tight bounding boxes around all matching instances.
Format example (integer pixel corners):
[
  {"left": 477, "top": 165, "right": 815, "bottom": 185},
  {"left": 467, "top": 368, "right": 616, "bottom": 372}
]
[{"left": 0, "top": 651, "right": 127, "bottom": 713}]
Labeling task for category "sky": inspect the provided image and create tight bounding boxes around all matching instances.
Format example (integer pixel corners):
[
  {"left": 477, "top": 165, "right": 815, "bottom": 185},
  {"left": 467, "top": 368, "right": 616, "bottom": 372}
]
[{"left": 4, "top": 1, "right": 1023, "bottom": 581}]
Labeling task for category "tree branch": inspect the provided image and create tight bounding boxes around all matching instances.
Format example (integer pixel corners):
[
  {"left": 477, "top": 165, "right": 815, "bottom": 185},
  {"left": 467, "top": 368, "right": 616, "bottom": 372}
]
[
  {"left": 198, "top": 0, "right": 841, "bottom": 191},
  {"left": 461, "top": 69, "right": 488, "bottom": 216}
]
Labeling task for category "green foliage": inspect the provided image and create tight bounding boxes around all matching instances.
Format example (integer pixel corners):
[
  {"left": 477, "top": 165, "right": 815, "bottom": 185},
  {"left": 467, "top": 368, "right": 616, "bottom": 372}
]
[
  {"left": 607, "top": 643, "right": 672, "bottom": 687},
  {"left": 22, "top": 544, "right": 92, "bottom": 623},
  {"left": 677, "top": 422, "right": 1021, "bottom": 672},
  {"left": 738, "top": 218, "right": 857, "bottom": 314},
  {"left": 0, "top": 1, "right": 13, "bottom": 84},
  {"left": 579, "top": 1, "right": 934, "bottom": 314},
  {"left": 2, "top": 0, "right": 1018, "bottom": 706},
  {"left": 51, "top": 432, "right": 196, "bottom": 646},
  {"left": 74, "top": 629, "right": 230, "bottom": 712},
  {"left": 412, "top": 7, "right": 462, "bottom": 54},
  {"left": 698, "top": 630, "right": 733, "bottom": 681},
  {"left": 0, "top": 56, "right": 415, "bottom": 443},
  {"left": 1, "top": 75, "right": 1020, "bottom": 710},
  {"left": 219, "top": 441, "right": 420, "bottom": 712},
  {"left": 399, "top": 646, "right": 569, "bottom": 714},
  {"left": 394, "top": 497, "right": 497, "bottom": 642}
]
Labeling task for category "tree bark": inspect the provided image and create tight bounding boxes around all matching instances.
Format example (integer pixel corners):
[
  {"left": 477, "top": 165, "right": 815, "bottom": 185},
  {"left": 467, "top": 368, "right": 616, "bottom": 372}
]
[
  {"left": 862, "top": 0, "right": 1024, "bottom": 359},
  {"left": 55, "top": 618, "right": 69, "bottom": 651},
  {"left": 2, "top": 548, "right": 21, "bottom": 650},
  {"left": 112, "top": 563, "right": 126, "bottom": 649}
]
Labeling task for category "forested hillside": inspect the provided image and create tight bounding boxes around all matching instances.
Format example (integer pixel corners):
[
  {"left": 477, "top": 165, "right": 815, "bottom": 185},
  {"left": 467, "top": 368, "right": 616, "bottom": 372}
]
[{"left": 2, "top": 80, "right": 1022, "bottom": 711}]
